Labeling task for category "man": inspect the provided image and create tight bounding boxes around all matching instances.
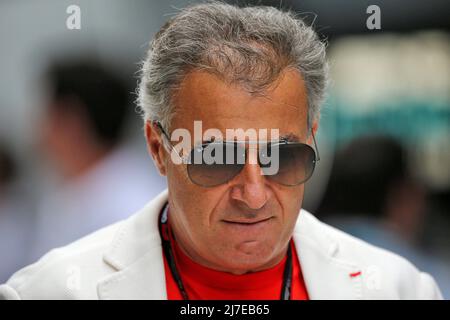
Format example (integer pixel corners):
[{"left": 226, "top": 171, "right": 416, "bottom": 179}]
[
  {"left": 26, "top": 60, "right": 166, "bottom": 263},
  {"left": 0, "top": 3, "right": 442, "bottom": 299}
]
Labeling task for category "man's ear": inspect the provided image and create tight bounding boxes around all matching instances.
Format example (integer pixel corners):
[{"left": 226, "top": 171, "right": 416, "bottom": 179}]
[{"left": 145, "top": 121, "right": 167, "bottom": 176}]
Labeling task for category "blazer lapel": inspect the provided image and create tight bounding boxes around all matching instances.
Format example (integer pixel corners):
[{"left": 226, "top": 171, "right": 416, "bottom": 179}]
[
  {"left": 97, "top": 190, "right": 169, "bottom": 300},
  {"left": 97, "top": 247, "right": 167, "bottom": 299},
  {"left": 293, "top": 210, "right": 364, "bottom": 300}
]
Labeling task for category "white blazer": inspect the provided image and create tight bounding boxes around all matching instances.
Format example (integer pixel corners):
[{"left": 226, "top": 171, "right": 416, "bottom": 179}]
[{"left": 0, "top": 189, "right": 442, "bottom": 300}]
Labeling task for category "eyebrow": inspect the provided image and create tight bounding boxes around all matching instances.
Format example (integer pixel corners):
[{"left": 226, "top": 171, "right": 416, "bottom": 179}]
[
  {"left": 200, "top": 132, "right": 301, "bottom": 145},
  {"left": 279, "top": 133, "right": 300, "bottom": 142}
]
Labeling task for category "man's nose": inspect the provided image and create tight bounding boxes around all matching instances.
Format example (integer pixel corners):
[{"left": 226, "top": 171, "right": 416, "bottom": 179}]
[{"left": 230, "top": 150, "right": 269, "bottom": 210}]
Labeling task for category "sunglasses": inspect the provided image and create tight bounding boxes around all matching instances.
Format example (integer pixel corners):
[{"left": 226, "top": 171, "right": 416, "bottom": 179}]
[{"left": 154, "top": 122, "right": 320, "bottom": 187}]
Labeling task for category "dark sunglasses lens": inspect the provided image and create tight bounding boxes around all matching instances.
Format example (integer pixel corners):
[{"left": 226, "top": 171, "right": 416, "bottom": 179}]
[
  {"left": 262, "top": 144, "right": 316, "bottom": 186},
  {"left": 187, "top": 143, "right": 245, "bottom": 187}
]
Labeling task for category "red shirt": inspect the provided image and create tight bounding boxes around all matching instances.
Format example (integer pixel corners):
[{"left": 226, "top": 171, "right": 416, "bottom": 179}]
[{"left": 162, "top": 217, "right": 309, "bottom": 300}]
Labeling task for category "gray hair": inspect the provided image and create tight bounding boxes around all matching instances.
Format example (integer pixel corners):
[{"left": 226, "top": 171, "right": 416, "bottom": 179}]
[{"left": 138, "top": 1, "right": 329, "bottom": 131}]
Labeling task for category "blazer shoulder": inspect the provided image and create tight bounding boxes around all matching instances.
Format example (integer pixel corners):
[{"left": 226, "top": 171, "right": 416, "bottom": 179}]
[
  {"left": 1, "top": 220, "right": 122, "bottom": 300},
  {"left": 1, "top": 192, "right": 168, "bottom": 300},
  {"left": 299, "top": 211, "right": 443, "bottom": 299}
]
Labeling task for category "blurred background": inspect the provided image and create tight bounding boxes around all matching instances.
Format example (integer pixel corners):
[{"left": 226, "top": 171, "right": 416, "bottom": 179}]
[{"left": 0, "top": 0, "right": 449, "bottom": 297}]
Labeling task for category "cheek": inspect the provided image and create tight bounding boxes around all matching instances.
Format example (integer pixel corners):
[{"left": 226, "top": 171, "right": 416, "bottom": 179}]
[
  {"left": 275, "top": 185, "right": 304, "bottom": 222},
  {"left": 166, "top": 162, "right": 190, "bottom": 193},
  {"left": 167, "top": 163, "right": 225, "bottom": 229},
  {"left": 291, "top": 187, "right": 304, "bottom": 211}
]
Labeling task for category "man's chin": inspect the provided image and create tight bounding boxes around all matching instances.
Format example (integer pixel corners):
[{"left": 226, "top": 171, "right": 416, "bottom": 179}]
[{"left": 215, "top": 242, "right": 279, "bottom": 274}]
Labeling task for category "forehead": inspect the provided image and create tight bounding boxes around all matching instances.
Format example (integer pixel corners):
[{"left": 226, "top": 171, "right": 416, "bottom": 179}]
[{"left": 171, "top": 69, "right": 309, "bottom": 139}]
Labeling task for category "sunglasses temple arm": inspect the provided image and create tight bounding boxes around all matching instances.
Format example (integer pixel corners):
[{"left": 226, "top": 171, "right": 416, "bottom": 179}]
[
  {"left": 153, "top": 121, "right": 186, "bottom": 163},
  {"left": 312, "top": 131, "right": 320, "bottom": 162}
]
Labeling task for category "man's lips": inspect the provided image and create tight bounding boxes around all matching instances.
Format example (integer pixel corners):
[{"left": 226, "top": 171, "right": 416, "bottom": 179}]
[
  {"left": 221, "top": 216, "right": 273, "bottom": 225},
  {"left": 220, "top": 216, "right": 275, "bottom": 238}
]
